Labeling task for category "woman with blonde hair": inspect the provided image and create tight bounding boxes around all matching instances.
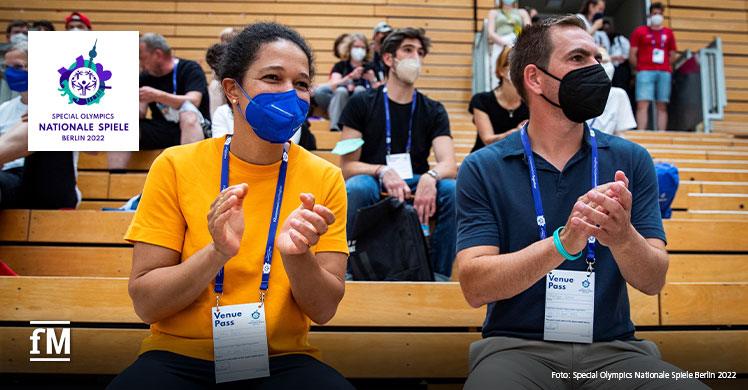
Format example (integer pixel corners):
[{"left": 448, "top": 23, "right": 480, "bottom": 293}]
[{"left": 313, "top": 32, "right": 380, "bottom": 131}]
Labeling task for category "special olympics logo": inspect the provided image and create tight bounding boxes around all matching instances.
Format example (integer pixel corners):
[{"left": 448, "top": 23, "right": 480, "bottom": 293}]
[
  {"left": 251, "top": 310, "right": 261, "bottom": 320},
  {"left": 582, "top": 279, "right": 591, "bottom": 288},
  {"left": 58, "top": 39, "right": 112, "bottom": 105}
]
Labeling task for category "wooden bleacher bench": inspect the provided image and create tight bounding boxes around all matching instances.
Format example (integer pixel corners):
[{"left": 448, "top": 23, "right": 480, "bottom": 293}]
[
  {"left": 0, "top": 209, "right": 746, "bottom": 384},
  {"left": 78, "top": 150, "right": 162, "bottom": 171}
]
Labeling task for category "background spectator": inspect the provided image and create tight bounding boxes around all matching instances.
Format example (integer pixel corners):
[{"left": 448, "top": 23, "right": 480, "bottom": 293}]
[
  {"left": 65, "top": 11, "right": 92, "bottom": 31},
  {"left": 0, "top": 21, "right": 27, "bottom": 105},
  {"left": 339, "top": 27, "right": 458, "bottom": 278},
  {"left": 370, "top": 22, "right": 393, "bottom": 82},
  {"left": 109, "top": 33, "right": 210, "bottom": 169},
  {"left": 31, "top": 20, "right": 55, "bottom": 31},
  {"left": 576, "top": 0, "right": 610, "bottom": 51},
  {"left": 219, "top": 27, "right": 238, "bottom": 44},
  {"left": 333, "top": 33, "right": 351, "bottom": 60},
  {"left": 486, "top": 0, "right": 530, "bottom": 89},
  {"left": 205, "top": 42, "right": 227, "bottom": 123},
  {"left": 0, "top": 35, "right": 79, "bottom": 209},
  {"left": 468, "top": 46, "right": 528, "bottom": 153},
  {"left": 0, "top": 35, "right": 28, "bottom": 208},
  {"left": 314, "top": 33, "right": 378, "bottom": 131},
  {"left": 589, "top": 47, "right": 637, "bottom": 135},
  {"left": 630, "top": 2, "right": 677, "bottom": 130},
  {"left": 603, "top": 18, "right": 632, "bottom": 100},
  {"left": 5, "top": 20, "right": 27, "bottom": 41}
]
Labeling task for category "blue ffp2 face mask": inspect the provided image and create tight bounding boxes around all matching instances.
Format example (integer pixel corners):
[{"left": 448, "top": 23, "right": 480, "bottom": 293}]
[
  {"left": 5, "top": 66, "right": 28, "bottom": 92},
  {"left": 234, "top": 81, "right": 309, "bottom": 144}
]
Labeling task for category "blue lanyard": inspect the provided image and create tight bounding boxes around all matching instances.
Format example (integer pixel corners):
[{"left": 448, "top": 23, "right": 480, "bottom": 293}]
[
  {"left": 214, "top": 135, "right": 289, "bottom": 300},
  {"left": 383, "top": 87, "right": 417, "bottom": 155},
  {"left": 171, "top": 59, "right": 178, "bottom": 95},
  {"left": 520, "top": 124, "right": 599, "bottom": 263}
]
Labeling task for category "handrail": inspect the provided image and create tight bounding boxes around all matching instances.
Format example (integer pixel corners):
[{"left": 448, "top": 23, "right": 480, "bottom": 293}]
[{"left": 699, "top": 37, "right": 727, "bottom": 133}]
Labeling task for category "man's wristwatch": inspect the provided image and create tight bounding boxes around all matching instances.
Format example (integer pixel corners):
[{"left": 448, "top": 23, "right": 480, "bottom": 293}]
[{"left": 426, "top": 169, "right": 440, "bottom": 181}]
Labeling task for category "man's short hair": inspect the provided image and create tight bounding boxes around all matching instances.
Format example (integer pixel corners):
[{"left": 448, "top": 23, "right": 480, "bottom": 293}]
[
  {"left": 649, "top": 2, "right": 665, "bottom": 13},
  {"left": 380, "top": 27, "right": 431, "bottom": 73},
  {"left": 31, "top": 20, "right": 55, "bottom": 31},
  {"left": 509, "top": 15, "right": 587, "bottom": 101},
  {"left": 140, "top": 33, "right": 172, "bottom": 56},
  {"left": 6, "top": 20, "right": 27, "bottom": 36}
]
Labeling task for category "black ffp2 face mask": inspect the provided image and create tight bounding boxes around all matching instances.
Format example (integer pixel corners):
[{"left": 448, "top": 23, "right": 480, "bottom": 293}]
[{"left": 536, "top": 63, "right": 612, "bottom": 123}]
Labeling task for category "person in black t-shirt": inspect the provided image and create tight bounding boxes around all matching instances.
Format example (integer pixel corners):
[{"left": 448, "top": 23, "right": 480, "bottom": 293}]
[
  {"left": 108, "top": 33, "right": 210, "bottom": 169},
  {"left": 339, "top": 27, "right": 458, "bottom": 278},
  {"left": 468, "top": 46, "right": 528, "bottom": 153},
  {"left": 313, "top": 33, "right": 380, "bottom": 131}
]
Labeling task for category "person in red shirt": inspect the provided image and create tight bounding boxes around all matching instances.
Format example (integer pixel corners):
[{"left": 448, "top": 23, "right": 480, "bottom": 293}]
[{"left": 629, "top": 2, "right": 677, "bottom": 130}]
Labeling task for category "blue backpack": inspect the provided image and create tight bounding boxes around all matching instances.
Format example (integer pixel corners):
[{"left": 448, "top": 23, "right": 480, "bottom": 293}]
[{"left": 656, "top": 162, "right": 679, "bottom": 219}]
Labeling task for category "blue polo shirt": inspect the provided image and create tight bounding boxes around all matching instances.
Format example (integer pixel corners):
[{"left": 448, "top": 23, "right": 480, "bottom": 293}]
[{"left": 456, "top": 128, "right": 666, "bottom": 342}]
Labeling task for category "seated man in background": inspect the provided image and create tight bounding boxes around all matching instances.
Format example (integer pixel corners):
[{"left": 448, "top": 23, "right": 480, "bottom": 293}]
[
  {"left": 455, "top": 16, "right": 705, "bottom": 389},
  {"left": 339, "top": 27, "right": 458, "bottom": 278},
  {"left": 109, "top": 33, "right": 210, "bottom": 169}
]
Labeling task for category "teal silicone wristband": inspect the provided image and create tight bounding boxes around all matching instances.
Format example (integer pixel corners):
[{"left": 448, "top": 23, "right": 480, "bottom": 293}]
[{"left": 553, "top": 227, "right": 583, "bottom": 261}]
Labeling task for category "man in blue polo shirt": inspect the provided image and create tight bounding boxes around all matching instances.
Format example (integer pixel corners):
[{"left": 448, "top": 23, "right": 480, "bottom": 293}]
[{"left": 455, "top": 16, "right": 706, "bottom": 389}]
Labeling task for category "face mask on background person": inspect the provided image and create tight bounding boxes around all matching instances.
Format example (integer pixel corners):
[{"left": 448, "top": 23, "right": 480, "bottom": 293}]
[
  {"left": 234, "top": 81, "right": 309, "bottom": 144},
  {"left": 350, "top": 47, "right": 366, "bottom": 62},
  {"left": 503, "top": 0, "right": 516, "bottom": 6},
  {"left": 650, "top": 14, "right": 664, "bottom": 27},
  {"left": 535, "top": 63, "right": 612, "bottom": 123},
  {"left": 394, "top": 58, "right": 421, "bottom": 84},
  {"left": 68, "top": 27, "right": 85, "bottom": 31},
  {"left": 4, "top": 66, "right": 28, "bottom": 92}
]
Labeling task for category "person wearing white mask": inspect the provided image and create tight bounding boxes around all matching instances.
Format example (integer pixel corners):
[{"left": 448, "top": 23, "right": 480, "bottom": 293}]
[
  {"left": 629, "top": 2, "right": 678, "bottom": 130},
  {"left": 312, "top": 33, "right": 379, "bottom": 131},
  {"left": 588, "top": 47, "right": 637, "bottom": 135},
  {"left": 486, "top": 0, "right": 531, "bottom": 89},
  {"left": 339, "top": 28, "right": 459, "bottom": 279}
]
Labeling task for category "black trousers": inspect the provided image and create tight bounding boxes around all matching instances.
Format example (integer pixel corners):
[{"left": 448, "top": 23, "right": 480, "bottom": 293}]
[
  {"left": 140, "top": 119, "right": 181, "bottom": 150},
  {"left": 107, "top": 351, "right": 354, "bottom": 390}
]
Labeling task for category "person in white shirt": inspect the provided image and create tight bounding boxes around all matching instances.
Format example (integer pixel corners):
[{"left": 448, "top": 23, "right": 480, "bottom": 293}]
[
  {"left": 0, "top": 36, "right": 81, "bottom": 209},
  {"left": 588, "top": 47, "right": 636, "bottom": 135},
  {"left": 0, "top": 35, "right": 28, "bottom": 207}
]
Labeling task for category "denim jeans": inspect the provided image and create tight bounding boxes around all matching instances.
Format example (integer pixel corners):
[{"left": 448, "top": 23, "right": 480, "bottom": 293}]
[{"left": 345, "top": 174, "right": 457, "bottom": 277}]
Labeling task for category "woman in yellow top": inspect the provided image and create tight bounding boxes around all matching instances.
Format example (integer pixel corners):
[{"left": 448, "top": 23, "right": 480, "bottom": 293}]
[
  {"left": 108, "top": 23, "right": 353, "bottom": 389},
  {"left": 486, "top": 0, "right": 530, "bottom": 89}
]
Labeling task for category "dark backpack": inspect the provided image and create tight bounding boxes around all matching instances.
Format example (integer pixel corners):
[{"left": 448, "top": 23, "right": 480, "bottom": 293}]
[{"left": 348, "top": 197, "right": 434, "bottom": 281}]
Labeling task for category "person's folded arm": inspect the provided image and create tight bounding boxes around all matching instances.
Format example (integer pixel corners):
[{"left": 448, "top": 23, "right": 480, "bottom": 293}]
[{"left": 0, "top": 120, "right": 30, "bottom": 165}]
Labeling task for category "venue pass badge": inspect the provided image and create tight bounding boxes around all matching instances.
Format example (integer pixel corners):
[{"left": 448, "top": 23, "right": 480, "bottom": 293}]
[{"left": 28, "top": 31, "right": 139, "bottom": 151}]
